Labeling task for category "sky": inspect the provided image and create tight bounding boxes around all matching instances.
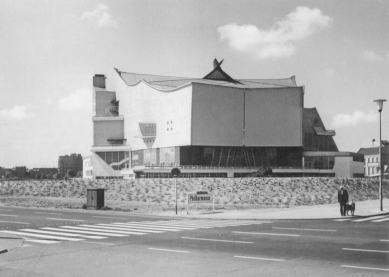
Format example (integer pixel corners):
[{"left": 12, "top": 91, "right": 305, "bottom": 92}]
[{"left": 0, "top": 0, "right": 388, "bottom": 168}]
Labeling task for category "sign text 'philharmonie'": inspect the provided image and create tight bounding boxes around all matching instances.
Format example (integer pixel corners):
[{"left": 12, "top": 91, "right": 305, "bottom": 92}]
[{"left": 188, "top": 191, "right": 212, "bottom": 203}]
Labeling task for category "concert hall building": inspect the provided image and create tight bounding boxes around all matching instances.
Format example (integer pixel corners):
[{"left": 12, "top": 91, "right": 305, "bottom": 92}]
[{"left": 83, "top": 60, "right": 364, "bottom": 179}]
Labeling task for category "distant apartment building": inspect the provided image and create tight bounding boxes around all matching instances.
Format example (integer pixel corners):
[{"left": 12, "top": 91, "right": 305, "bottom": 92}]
[
  {"left": 33, "top": 168, "right": 58, "bottom": 177},
  {"left": 358, "top": 141, "right": 389, "bottom": 177},
  {"left": 58, "top": 154, "right": 83, "bottom": 176},
  {"left": 14, "top": 166, "right": 27, "bottom": 178}
]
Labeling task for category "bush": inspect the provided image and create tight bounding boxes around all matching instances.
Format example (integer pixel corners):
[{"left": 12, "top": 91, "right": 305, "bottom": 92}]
[
  {"left": 81, "top": 204, "right": 87, "bottom": 209},
  {"left": 101, "top": 206, "right": 111, "bottom": 210},
  {"left": 67, "top": 170, "right": 75, "bottom": 178}
]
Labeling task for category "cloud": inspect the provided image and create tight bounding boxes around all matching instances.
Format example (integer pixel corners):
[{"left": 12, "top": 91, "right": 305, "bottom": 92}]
[
  {"left": 0, "top": 105, "right": 35, "bottom": 119},
  {"left": 331, "top": 110, "right": 378, "bottom": 128},
  {"left": 81, "top": 4, "right": 118, "bottom": 28},
  {"left": 42, "top": 98, "right": 54, "bottom": 105},
  {"left": 218, "top": 6, "right": 332, "bottom": 59},
  {"left": 57, "top": 88, "right": 92, "bottom": 112},
  {"left": 362, "top": 50, "right": 382, "bottom": 61}
]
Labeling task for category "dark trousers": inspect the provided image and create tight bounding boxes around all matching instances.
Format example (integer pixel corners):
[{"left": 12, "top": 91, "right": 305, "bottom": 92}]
[{"left": 339, "top": 202, "right": 346, "bottom": 216}]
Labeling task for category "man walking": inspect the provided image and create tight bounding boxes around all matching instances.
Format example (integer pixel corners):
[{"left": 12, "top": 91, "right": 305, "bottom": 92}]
[{"left": 338, "top": 185, "right": 349, "bottom": 216}]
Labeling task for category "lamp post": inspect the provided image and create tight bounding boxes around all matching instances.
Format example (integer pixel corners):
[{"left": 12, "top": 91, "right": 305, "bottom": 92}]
[{"left": 374, "top": 99, "right": 386, "bottom": 211}]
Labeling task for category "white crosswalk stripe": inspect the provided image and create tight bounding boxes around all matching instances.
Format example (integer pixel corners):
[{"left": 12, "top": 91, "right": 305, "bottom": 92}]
[
  {"left": 4, "top": 220, "right": 268, "bottom": 245},
  {"left": 25, "top": 239, "right": 60, "bottom": 244},
  {"left": 95, "top": 224, "right": 165, "bottom": 233},
  {"left": 18, "top": 229, "right": 106, "bottom": 239},
  {"left": 0, "top": 230, "right": 84, "bottom": 242},
  {"left": 41, "top": 227, "right": 123, "bottom": 237},
  {"left": 58, "top": 226, "right": 145, "bottom": 235}
]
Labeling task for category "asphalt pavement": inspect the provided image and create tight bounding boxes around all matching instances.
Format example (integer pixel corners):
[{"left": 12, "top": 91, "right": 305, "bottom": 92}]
[{"left": 1, "top": 200, "right": 389, "bottom": 276}]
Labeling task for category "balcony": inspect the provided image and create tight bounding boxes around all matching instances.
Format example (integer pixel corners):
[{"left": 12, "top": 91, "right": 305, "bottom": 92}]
[{"left": 94, "top": 106, "right": 119, "bottom": 117}]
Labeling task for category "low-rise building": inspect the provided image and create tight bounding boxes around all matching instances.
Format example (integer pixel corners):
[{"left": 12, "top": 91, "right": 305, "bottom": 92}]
[{"left": 358, "top": 141, "right": 389, "bottom": 177}]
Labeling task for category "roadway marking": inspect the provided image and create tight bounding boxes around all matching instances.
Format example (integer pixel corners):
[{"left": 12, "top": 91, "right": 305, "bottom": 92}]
[
  {"left": 181, "top": 237, "right": 254, "bottom": 244},
  {"left": 353, "top": 215, "right": 388, "bottom": 222},
  {"left": 371, "top": 217, "right": 389, "bottom": 223},
  {"left": 35, "top": 212, "right": 62, "bottom": 215},
  {"left": 0, "top": 214, "right": 18, "bottom": 217},
  {"left": 0, "top": 220, "right": 30, "bottom": 224},
  {"left": 113, "top": 223, "right": 182, "bottom": 232},
  {"left": 272, "top": 227, "right": 336, "bottom": 232},
  {"left": 92, "top": 216, "right": 129, "bottom": 220},
  {"left": 148, "top": 248, "right": 189, "bottom": 253},
  {"left": 342, "top": 248, "right": 389, "bottom": 253},
  {"left": 21, "top": 244, "right": 32, "bottom": 247},
  {"left": 234, "top": 255, "right": 285, "bottom": 262},
  {"left": 0, "top": 230, "right": 84, "bottom": 241},
  {"left": 47, "top": 218, "right": 84, "bottom": 222},
  {"left": 380, "top": 240, "right": 389, "bottom": 242},
  {"left": 82, "top": 241, "right": 115, "bottom": 246},
  {"left": 334, "top": 219, "right": 350, "bottom": 221},
  {"left": 18, "top": 229, "right": 107, "bottom": 239},
  {"left": 42, "top": 227, "right": 125, "bottom": 237},
  {"left": 25, "top": 239, "right": 60, "bottom": 244},
  {"left": 95, "top": 224, "right": 165, "bottom": 233},
  {"left": 341, "top": 265, "right": 389, "bottom": 272},
  {"left": 60, "top": 226, "right": 146, "bottom": 235},
  {"left": 0, "top": 209, "right": 13, "bottom": 212},
  {"left": 232, "top": 231, "right": 300, "bottom": 237}
]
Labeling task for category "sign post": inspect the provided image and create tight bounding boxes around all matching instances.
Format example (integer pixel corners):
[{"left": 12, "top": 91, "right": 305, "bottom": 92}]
[{"left": 170, "top": 167, "right": 181, "bottom": 215}]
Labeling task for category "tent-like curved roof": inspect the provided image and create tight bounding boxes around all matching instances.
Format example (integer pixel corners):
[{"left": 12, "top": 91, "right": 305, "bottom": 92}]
[{"left": 114, "top": 59, "right": 298, "bottom": 91}]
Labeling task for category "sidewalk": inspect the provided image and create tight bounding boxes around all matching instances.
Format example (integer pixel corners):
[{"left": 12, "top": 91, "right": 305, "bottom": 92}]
[
  {"left": 151, "top": 199, "right": 389, "bottom": 220},
  {"left": 0, "top": 233, "right": 24, "bottom": 255}
]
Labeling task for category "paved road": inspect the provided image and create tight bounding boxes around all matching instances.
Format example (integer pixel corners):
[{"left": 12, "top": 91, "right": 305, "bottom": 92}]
[{"left": 1, "top": 206, "right": 389, "bottom": 276}]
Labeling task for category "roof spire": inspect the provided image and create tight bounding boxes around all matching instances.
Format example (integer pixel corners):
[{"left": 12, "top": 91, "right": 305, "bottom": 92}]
[
  {"left": 213, "top": 58, "right": 224, "bottom": 69},
  {"left": 204, "top": 59, "right": 242, "bottom": 84}
]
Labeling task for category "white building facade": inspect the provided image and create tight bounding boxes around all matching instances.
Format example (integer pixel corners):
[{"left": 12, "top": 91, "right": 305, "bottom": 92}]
[{"left": 84, "top": 60, "right": 364, "bottom": 179}]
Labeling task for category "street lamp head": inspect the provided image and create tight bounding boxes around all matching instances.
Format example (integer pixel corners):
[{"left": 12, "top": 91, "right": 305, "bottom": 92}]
[{"left": 374, "top": 99, "right": 387, "bottom": 112}]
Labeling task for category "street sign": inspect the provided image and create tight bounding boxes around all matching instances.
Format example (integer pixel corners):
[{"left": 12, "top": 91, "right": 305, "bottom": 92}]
[
  {"left": 171, "top": 167, "right": 181, "bottom": 177},
  {"left": 187, "top": 191, "right": 214, "bottom": 214},
  {"left": 188, "top": 192, "right": 212, "bottom": 203}
]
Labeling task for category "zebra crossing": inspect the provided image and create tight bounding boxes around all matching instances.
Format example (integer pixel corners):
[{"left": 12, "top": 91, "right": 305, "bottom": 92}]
[
  {"left": 334, "top": 215, "right": 389, "bottom": 223},
  {"left": 0, "top": 220, "right": 270, "bottom": 245}
]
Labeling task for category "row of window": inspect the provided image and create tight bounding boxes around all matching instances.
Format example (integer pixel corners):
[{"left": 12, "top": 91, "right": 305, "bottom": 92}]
[
  {"left": 137, "top": 173, "right": 227, "bottom": 178},
  {"left": 304, "top": 132, "right": 337, "bottom": 151},
  {"left": 96, "top": 151, "right": 130, "bottom": 171},
  {"left": 84, "top": 170, "right": 93, "bottom": 176},
  {"left": 304, "top": 156, "right": 335, "bottom": 170},
  {"left": 180, "top": 146, "right": 302, "bottom": 168},
  {"left": 365, "top": 157, "right": 379, "bottom": 164}
]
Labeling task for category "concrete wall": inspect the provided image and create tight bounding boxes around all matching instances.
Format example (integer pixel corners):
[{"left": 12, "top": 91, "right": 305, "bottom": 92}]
[
  {"left": 191, "top": 83, "right": 244, "bottom": 146},
  {"left": 93, "top": 119, "right": 124, "bottom": 146},
  {"left": 245, "top": 88, "right": 303, "bottom": 147},
  {"left": 333, "top": 157, "right": 364, "bottom": 178},
  {"left": 116, "top": 76, "right": 192, "bottom": 151},
  {"left": 94, "top": 89, "right": 116, "bottom": 116}
]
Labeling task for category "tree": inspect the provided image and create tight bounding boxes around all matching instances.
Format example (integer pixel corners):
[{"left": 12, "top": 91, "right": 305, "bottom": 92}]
[
  {"left": 5, "top": 172, "right": 12, "bottom": 179},
  {"left": 67, "top": 170, "right": 75, "bottom": 178},
  {"left": 76, "top": 171, "right": 83, "bottom": 178}
]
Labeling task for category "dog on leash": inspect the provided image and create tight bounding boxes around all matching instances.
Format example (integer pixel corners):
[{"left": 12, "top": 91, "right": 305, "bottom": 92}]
[{"left": 344, "top": 202, "right": 355, "bottom": 216}]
